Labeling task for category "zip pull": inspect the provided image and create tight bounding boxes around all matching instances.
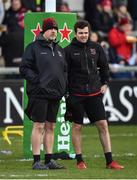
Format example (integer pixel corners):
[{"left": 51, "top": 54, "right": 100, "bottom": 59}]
[
  {"left": 50, "top": 44, "right": 55, "bottom": 56},
  {"left": 51, "top": 47, "right": 55, "bottom": 56},
  {"left": 84, "top": 47, "right": 90, "bottom": 75},
  {"left": 86, "top": 84, "right": 89, "bottom": 92}
]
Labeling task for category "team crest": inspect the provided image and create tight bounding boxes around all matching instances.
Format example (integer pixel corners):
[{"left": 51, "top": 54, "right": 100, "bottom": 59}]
[{"left": 90, "top": 48, "right": 96, "bottom": 55}]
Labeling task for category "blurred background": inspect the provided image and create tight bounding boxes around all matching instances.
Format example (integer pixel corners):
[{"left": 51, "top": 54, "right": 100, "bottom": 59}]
[{"left": 0, "top": 1, "right": 137, "bottom": 179}]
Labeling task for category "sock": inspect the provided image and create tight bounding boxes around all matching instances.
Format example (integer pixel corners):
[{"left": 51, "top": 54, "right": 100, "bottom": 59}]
[
  {"left": 104, "top": 152, "right": 113, "bottom": 165},
  {"left": 33, "top": 155, "right": 40, "bottom": 163},
  {"left": 75, "top": 154, "right": 84, "bottom": 163},
  {"left": 45, "top": 154, "right": 52, "bottom": 164}
]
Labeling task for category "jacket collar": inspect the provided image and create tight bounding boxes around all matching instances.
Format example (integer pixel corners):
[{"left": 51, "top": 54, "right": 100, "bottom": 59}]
[
  {"left": 36, "top": 33, "right": 58, "bottom": 46},
  {"left": 71, "top": 38, "right": 92, "bottom": 48}
]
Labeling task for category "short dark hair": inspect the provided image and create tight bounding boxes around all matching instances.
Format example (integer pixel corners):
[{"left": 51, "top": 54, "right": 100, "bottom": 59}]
[{"left": 74, "top": 20, "right": 91, "bottom": 33}]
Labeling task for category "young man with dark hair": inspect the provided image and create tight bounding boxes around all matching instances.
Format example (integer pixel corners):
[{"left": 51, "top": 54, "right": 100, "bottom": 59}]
[
  {"left": 20, "top": 17, "right": 67, "bottom": 170},
  {"left": 65, "top": 20, "right": 124, "bottom": 170}
]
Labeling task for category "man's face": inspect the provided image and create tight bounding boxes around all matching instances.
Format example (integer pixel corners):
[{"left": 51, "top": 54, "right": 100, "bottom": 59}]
[
  {"left": 103, "top": 5, "right": 112, "bottom": 13},
  {"left": 43, "top": 28, "right": 58, "bottom": 41},
  {"left": 75, "top": 27, "right": 89, "bottom": 43},
  {"left": 12, "top": 0, "right": 21, "bottom": 11},
  {"left": 120, "top": 23, "right": 132, "bottom": 32}
]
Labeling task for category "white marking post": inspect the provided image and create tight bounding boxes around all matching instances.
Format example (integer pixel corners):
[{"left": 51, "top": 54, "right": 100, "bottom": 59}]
[{"left": 45, "top": 0, "right": 56, "bottom": 12}]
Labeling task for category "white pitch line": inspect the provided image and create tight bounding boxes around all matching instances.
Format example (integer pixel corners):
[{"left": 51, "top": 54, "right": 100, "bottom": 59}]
[
  {"left": 0, "top": 150, "right": 12, "bottom": 155},
  {"left": 35, "top": 174, "right": 48, "bottom": 177},
  {"left": 82, "top": 152, "right": 136, "bottom": 158},
  {"left": 1, "top": 152, "right": 136, "bottom": 165},
  {"left": 8, "top": 174, "right": 48, "bottom": 178},
  {"left": 0, "top": 159, "right": 32, "bottom": 162},
  {"left": 0, "top": 174, "right": 48, "bottom": 178},
  {"left": 93, "top": 153, "right": 136, "bottom": 158},
  {"left": 0, "top": 175, "right": 5, "bottom": 177},
  {"left": 82, "top": 133, "right": 137, "bottom": 138},
  {"left": 110, "top": 133, "right": 137, "bottom": 137}
]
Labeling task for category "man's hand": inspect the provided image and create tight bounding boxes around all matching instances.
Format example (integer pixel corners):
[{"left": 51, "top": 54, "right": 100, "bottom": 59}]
[
  {"left": 100, "top": 84, "right": 108, "bottom": 94},
  {"left": 126, "top": 36, "right": 137, "bottom": 43}
]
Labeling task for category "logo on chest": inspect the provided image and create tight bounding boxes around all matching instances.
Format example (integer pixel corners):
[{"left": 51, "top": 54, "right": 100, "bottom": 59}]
[
  {"left": 57, "top": 51, "right": 63, "bottom": 57},
  {"left": 90, "top": 48, "right": 96, "bottom": 55},
  {"left": 41, "top": 52, "right": 47, "bottom": 55},
  {"left": 74, "top": 52, "right": 80, "bottom": 56}
]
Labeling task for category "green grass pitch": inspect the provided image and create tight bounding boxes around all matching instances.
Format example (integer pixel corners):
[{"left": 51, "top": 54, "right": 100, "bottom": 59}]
[{"left": 0, "top": 125, "right": 137, "bottom": 179}]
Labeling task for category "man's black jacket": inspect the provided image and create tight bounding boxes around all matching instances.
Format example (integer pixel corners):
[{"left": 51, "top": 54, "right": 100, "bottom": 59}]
[
  {"left": 64, "top": 38, "right": 109, "bottom": 95},
  {"left": 20, "top": 33, "right": 67, "bottom": 100}
]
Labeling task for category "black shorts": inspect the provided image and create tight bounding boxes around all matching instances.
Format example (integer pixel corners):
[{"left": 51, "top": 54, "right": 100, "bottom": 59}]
[
  {"left": 66, "top": 95, "right": 106, "bottom": 124},
  {"left": 25, "top": 98, "right": 60, "bottom": 123}
]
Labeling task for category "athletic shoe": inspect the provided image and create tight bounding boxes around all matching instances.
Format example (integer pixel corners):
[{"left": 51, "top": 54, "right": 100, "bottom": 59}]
[
  {"left": 77, "top": 161, "right": 87, "bottom": 169},
  {"left": 32, "top": 161, "right": 48, "bottom": 170},
  {"left": 45, "top": 159, "right": 65, "bottom": 169},
  {"left": 106, "top": 161, "right": 124, "bottom": 169}
]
